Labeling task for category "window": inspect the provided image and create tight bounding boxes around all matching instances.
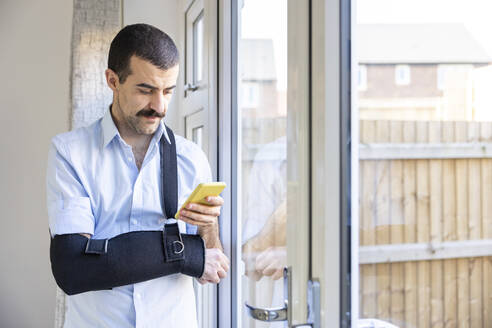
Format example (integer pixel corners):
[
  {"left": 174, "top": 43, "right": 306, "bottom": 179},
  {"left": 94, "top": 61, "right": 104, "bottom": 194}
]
[
  {"left": 437, "top": 65, "right": 446, "bottom": 90},
  {"left": 241, "top": 83, "right": 259, "bottom": 108},
  {"left": 395, "top": 64, "right": 411, "bottom": 85},
  {"left": 193, "top": 12, "right": 204, "bottom": 83},
  {"left": 358, "top": 65, "right": 367, "bottom": 91},
  {"left": 357, "top": 8, "right": 492, "bottom": 328},
  {"left": 192, "top": 126, "right": 203, "bottom": 149}
]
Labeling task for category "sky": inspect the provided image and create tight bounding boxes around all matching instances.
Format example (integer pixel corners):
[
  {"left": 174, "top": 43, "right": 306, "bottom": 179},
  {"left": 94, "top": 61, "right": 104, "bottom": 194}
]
[
  {"left": 240, "top": 0, "right": 492, "bottom": 91},
  {"left": 357, "top": 0, "right": 492, "bottom": 56},
  {"left": 240, "top": 0, "right": 287, "bottom": 91}
]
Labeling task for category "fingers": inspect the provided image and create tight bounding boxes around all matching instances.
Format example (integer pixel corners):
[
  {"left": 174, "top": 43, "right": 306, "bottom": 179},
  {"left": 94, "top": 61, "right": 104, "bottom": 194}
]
[
  {"left": 177, "top": 196, "right": 224, "bottom": 226},
  {"left": 217, "top": 269, "right": 227, "bottom": 279},
  {"left": 185, "top": 202, "right": 221, "bottom": 216},
  {"left": 178, "top": 210, "right": 217, "bottom": 226},
  {"left": 254, "top": 247, "right": 286, "bottom": 280},
  {"left": 178, "top": 199, "right": 223, "bottom": 226},
  {"left": 202, "top": 248, "right": 230, "bottom": 284},
  {"left": 203, "top": 196, "right": 224, "bottom": 206},
  {"left": 272, "top": 268, "right": 284, "bottom": 280},
  {"left": 262, "top": 261, "right": 279, "bottom": 277},
  {"left": 177, "top": 214, "right": 211, "bottom": 227}
]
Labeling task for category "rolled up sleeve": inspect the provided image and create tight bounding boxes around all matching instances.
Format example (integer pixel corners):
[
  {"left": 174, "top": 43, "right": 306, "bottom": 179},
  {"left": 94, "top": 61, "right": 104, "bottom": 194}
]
[{"left": 46, "top": 139, "right": 95, "bottom": 237}]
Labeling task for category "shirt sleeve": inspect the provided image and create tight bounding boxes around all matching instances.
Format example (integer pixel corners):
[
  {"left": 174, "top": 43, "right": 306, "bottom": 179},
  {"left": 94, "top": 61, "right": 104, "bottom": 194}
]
[{"left": 46, "top": 138, "right": 95, "bottom": 237}]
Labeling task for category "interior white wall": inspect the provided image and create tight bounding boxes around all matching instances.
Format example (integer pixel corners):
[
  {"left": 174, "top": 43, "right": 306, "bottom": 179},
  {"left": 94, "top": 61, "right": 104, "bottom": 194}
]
[
  {"left": 123, "top": 0, "right": 184, "bottom": 135},
  {"left": 0, "top": 0, "right": 73, "bottom": 327}
]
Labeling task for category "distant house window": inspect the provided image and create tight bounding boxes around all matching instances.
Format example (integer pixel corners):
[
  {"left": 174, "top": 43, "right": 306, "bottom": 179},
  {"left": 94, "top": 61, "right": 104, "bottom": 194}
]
[
  {"left": 358, "top": 65, "right": 367, "bottom": 91},
  {"left": 242, "top": 82, "right": 259, "bottom": 108},
  {"left": 395, "top": 65, "right": 411, "bottom": 85},
  {"left": 437, "top": 65, "right": 447, "bottom": 90}
]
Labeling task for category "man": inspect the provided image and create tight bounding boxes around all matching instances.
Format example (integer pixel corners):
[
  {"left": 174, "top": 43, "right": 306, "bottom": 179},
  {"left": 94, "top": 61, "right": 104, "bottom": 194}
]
[{"left": 47, "top": 24, "right": 229, "bottom": 327}]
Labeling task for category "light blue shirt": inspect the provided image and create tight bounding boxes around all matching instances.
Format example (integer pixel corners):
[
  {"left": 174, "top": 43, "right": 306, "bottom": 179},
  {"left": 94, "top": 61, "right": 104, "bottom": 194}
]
[{"left": 46, "top": 109, "right": 212, "bottom": 328}]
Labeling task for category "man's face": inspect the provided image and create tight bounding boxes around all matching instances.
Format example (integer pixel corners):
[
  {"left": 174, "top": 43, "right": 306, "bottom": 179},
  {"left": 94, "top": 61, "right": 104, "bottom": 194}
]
[{"left": 109, "top": 55, "right": 179, "bottom": 135}]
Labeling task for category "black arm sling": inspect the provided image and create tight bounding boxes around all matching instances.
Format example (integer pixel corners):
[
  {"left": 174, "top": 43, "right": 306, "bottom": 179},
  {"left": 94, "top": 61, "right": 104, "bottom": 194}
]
[{"left": 50, "top": 126, "right": 205, "bottom": 296}]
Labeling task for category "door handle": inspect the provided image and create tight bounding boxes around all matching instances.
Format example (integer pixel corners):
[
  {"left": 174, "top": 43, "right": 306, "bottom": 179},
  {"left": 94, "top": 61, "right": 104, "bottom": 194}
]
[
  {"left": 184, "top": 83, "right": 199, "bottom": 92},
  {"left": 244, "top": 267, "right": 320, "bottom": 327},
  {"left": 245, "top": 303, "right": 288, "bottom": 321},
  {"left": 245, "top": 267, "right": 290, "bottom": 322}
]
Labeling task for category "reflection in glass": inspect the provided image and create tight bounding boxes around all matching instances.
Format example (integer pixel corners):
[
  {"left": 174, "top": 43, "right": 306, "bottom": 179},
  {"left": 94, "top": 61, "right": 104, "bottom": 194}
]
[{"left": 239, "top": 0, "right": 287, "bottom": 326}]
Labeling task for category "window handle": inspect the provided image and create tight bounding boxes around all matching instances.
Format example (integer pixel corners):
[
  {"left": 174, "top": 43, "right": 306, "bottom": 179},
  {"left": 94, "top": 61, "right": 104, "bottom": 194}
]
[{"left": 184, "top": 83, "right": 199, "bottom": 92}]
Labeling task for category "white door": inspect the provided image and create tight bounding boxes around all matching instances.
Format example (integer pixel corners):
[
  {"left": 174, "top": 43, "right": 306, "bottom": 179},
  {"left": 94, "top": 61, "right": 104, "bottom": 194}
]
[
  {"left": 216, "top": 0, "right": 349, "bottom": 326},
  {"left": 218, "top": 0, "right": 317, "bottom": 327},
  {"left": 180, "top": 0, "right": 218, "bottom": 327}
]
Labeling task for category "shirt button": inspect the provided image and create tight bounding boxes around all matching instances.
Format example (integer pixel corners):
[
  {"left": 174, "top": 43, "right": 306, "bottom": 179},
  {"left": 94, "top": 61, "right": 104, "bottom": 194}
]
[
  {"left": 131, "top": 219, "right": 137, "bottom": 225},
  {"left": 135, "top": 293, "right": 141, "bottom": 299},
  {"left": 127, "top": 156, "right": 132, "bottom": 162}
]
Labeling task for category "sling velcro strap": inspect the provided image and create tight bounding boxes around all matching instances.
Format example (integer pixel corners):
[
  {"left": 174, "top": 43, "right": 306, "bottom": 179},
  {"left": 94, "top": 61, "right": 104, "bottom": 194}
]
[
  {"left": 163, "top": 219, "right": 185, "bottom": 262},
  {"left": 160, "top": 126, "right": 185, "bottom": 262},
  {"left": 85, "top": 238, "right": 108, "bottom": 255}
]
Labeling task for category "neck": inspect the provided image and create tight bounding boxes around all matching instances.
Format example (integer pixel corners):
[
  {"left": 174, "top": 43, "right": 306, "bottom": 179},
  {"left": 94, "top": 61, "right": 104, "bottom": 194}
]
[{"left": 110, "top": 104, "right": 153, "bottom": 150}]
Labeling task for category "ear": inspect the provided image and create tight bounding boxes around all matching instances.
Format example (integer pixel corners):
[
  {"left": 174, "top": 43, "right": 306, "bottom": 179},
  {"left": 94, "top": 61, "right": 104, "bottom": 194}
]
[{"left": 105, "top": 69, "right": 120, "bottom": 92}]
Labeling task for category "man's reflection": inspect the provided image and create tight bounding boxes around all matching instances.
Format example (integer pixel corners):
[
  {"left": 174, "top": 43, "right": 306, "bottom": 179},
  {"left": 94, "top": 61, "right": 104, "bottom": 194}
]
[{"left": 241, "top": 135, "right": 287, "bottom": 323}]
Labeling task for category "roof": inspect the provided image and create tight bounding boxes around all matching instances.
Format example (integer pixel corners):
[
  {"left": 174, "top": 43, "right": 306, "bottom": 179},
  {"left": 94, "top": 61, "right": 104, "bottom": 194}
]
[
  {"left": 357, "top": 24, "right": 492, "bottom": 64},
  {"left": 240, "top": 39, "right": 277, "bottom": 81}
]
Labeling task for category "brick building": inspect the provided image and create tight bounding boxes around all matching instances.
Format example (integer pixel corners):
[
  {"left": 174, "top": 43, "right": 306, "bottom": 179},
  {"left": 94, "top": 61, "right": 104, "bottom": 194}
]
[{"left": 357, "top": 24, "right": 492, "bottom": 121}]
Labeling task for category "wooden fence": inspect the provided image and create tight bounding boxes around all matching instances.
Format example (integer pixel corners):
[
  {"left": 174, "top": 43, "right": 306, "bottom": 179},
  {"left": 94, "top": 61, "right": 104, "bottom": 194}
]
[{"left": 359, "top": 120, "right": 492, "bottom": 328}]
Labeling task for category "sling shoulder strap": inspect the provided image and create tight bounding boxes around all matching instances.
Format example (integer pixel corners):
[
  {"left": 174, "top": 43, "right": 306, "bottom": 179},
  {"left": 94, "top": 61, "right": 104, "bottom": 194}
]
[
  {"left": 160, "top": 125, "right": 185, "bottom": 262},
  {"left": 160, "top": 125, "right": 178, "bottom": 219}
]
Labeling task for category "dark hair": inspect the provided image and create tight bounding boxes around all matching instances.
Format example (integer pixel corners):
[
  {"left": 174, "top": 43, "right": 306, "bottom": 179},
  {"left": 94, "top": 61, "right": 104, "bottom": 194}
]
[{"left": 108, "top": 23, "right": 179, "bottom": 83}]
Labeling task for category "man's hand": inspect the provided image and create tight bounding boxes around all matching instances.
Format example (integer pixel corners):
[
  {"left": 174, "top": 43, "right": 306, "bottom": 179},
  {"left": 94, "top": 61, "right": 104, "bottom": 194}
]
[
  {"left": 178, "top": 196, "right": 224, "bottom": 227},
  {"left": 178, "top": 195, "right": 224, "bottom": 249},
  {"left": 254, "top": 246, "right": 286, "bottom": 281},
  {"left": 197, "top": 248, "right": 229, "bottom": 284}
]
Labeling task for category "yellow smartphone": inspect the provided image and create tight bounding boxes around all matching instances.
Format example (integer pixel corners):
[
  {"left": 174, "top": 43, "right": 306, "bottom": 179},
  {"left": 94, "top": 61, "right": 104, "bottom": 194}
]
[{"left": 175, "top": 182, "right": 227, "bottom": 219}]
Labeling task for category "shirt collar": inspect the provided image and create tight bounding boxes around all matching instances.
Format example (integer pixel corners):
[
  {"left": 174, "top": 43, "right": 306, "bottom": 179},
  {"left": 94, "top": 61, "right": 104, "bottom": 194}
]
[{"left": 101, "top": 106, "right": 171, "bottom": 148}]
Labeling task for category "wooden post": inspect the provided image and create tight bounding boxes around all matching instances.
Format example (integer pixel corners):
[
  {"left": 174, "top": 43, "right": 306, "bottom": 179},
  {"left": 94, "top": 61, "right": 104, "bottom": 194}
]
[
  {"left": 360, "top": 120, "right": 377, "bottom": 318},
  {"left": 375, "top": 120, "right": 391, "bottom": 322},
  {"left": 442, "top": 121, "right": 457, "bottom": 328},
  {"left": 390, "top": 121, "right": 404, "bottom": 326},
  {"left": 468, "top": 122, "right": 482, "bottom": 328},
  {"left": 416, "top": 121, "right": 430, "bottom": 328},
  {"left": 429, "top": 121, "right": 443, "bottom": 328},
  {"left": 403, "top": 121, "right": 417, "bottom": 328},
  {"left": 456, "top": 121, "right": 470, "bottom": 328},
  {"left": 481, "top": 122, "right": 492, "bottom": 328}
]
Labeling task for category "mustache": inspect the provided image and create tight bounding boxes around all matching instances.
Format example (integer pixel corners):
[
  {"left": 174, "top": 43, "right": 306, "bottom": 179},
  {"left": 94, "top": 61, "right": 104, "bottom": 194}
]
[{"left": 136, "top": 109, "right": 165, "bottom": 118}]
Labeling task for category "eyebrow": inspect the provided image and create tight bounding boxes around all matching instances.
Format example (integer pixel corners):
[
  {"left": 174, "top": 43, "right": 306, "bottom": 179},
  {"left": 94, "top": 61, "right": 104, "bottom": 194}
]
[{"left": 136, "top": 83, "right": 176, "bottom": 91}]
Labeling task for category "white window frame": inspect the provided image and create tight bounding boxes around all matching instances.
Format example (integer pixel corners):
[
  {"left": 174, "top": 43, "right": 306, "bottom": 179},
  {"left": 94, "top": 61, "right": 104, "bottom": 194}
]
[
  {"left": 358, "top": 64, "right": 367, "bottom": 91},
  {"left": 395, "top": 64, "right": 411, "bottom": 85}
]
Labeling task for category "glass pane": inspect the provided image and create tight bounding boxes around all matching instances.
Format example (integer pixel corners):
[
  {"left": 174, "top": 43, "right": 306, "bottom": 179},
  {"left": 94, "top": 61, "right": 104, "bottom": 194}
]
[
  {"left": 192, "top": 126, "right": 203, "bottom": 149},
  {"left": 356, "top": 1, "right": 492, "bottom": 327},
  {"left": 238, "top": 0, "right": 287, "bottom": 326},
  {"left": 193, "top": 13, "right": 204, "bottom": 83}
]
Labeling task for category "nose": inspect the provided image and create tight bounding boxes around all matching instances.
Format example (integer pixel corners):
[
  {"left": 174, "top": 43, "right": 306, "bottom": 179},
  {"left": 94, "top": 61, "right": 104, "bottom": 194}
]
[{"left": 150, "top": 92, "right": 168, "bottom": 115}]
